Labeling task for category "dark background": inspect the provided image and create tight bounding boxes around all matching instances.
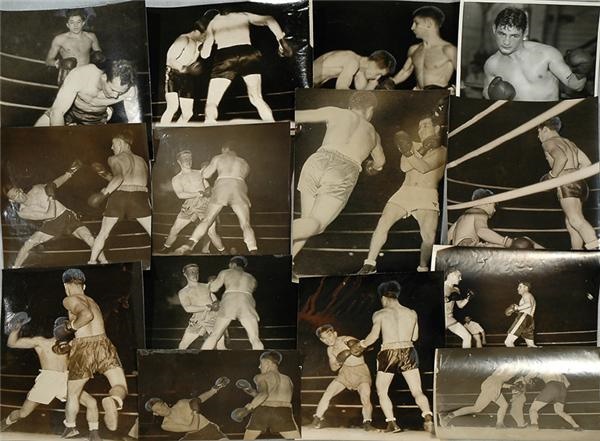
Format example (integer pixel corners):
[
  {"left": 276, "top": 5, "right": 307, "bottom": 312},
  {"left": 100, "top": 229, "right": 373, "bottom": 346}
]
[
  {"left": 447, "top": 96, "right": 600, "bottom": 250},
  {"left": 147, "top": 255, "right": 297, "bottom": 350},
  {"left": 435, "top": 248, "right": 600, "bottom": 346},
  {"left": 138, "top": 349, "right": 302, "bottom": 440},
  {"left": 152, "top": 123, "right": 291, "bottom": 255},
  {"left": 0, "top": 0, "right": 152, "bottom": 127},
  {"left": 436, "top": 347, "right": 600, "bottom": 431},
  {"left": 314, "top": 0, "right": 460, "bottom": 90},
  {"left": 0, "top": 263, "right": 145, "bottom": 438},
  {"left": 1, "top": 123, "right": 151, "bottom": 268},
  {"left": 298, "top": 271, "right": 445, "bottom": 429},
  {"left": 294, "top": 88, "right": 448, "bottom": 276},
  {"left": 147, "top": 0, "right": 310, "bottom": 122}
]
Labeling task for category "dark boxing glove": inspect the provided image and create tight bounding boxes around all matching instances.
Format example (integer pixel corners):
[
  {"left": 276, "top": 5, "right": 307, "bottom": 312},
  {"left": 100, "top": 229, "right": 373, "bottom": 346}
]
[
  {"left": 67, "top": 159, "right": 83, "bottom": 175},
  {"left": 364, "top": 159, "right": 382, "bottom": 176},
  {"left": 336, "top": 349, "right": 352, "bottom": 364},
  {"left": 488, "top": 76, "right": 516, "bottom": 100},
  {"left": 278, "top": 38, "right": 294, "bottom": 58},
  {"left": 90, "top": 51, "right": 107, "bottom": 68},
  {"left": 52, "top": 341, "right": 71, "bottom": 355},
  {"left": 346, "top": 339, "right": 366, "bottom": 357},
  {"left": 213, "top": 376, "right": 230, "bottom": 390},
  {"left": 53, "top": 317, "right": 75, "bottom": 341},
  {"left": 509, "top": 236, "right": 535, "bottom": 249},
  {"left": 565, "top": 48, "right": 594, "bottom": 78},
  {"left": 416, "top": 135, "right": 442, "bottom": 156},
  {"left": 184, "top": 61, "right": 203, "bottom": 76},
  {"left": 91, "top": 162, "right": 112, "bottom": 181},
  {"left": 395, "top": 130, "right": 413, "bottom": 156},
  {"left": 376, "top": 77, "right": 396, "bottom": 90},
  {"left": 44, "top": 182, "right": 58, "bottom": 199},
  {"left": 59, "top": 57, "right": 78, "bottom": 71}
]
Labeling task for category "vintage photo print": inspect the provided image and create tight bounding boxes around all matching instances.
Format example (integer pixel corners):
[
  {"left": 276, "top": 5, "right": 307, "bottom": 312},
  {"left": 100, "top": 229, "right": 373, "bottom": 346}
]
[
  {"left": 445, "top": 96, "right": 600, "bottom": 251},
  {"left": 313, "top": 0, "right": 460, "bottom": 91},
  {"left": 458, "top": 0, "right": 600, "bottom": 100},
  {"left": 293, "top": 88, "right": 449, "bottom": 277},
  {"left": 147, "top": 0, "right": 310, "bottom": 126},
  {"left": 138, "top": 349, "right": 301, "bottom": 440},
  {"left": 1, "top": 124, "right": 152, "bottom": 269},
  {"left": 432, "top": 246, "right": 600, "bottom": 349},
  {"left": 435, "top": 347, "right": 600, "bottom": 439},
  {"left": 152, "top": 123, "right": 291, "bottom": 256},
  {"left": 298, "top": 272, "right": 445, "bottom": 437},
  {"left": 147, "top": 255, "right": 297, "bottom": 351},
  {"left": 0, "top": 0, "right": 152, "bottom": 128},
  {"left": 1, "top": 263, "right": 144, "bottom": 440}
]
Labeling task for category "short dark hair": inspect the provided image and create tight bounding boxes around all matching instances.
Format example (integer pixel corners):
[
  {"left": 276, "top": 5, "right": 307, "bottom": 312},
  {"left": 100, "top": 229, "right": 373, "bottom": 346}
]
[
  {"left": 413, "top": 5, "right": 445, "bottom": 27},
  {"left": 230, "top": 256, "right": 248, "bottom": 268},
  {"left": 260, "top": 350, "right": 282, "bottom": 365},
  {"left": 62, "top": 268, "right": 86, "bottom": 285},
  {"left": 114, "top": 131, "right": 133, "bottom": 146},
  {"left": 144, "top": 397, "right": 163, "bottom": 412},
  {"left": 377, "top": 281, "right": 401, "bottom": 299},
  {"left": 471, "top": 188, "right": 494, "bottom": 201},
  {"left": 182, "top": 263, "right": 199, "bottom": 274},
  {"left": 193, "top": 9, "right": 219, "bottom": 32},
  {"left": 518, "top": 281, "right": 532, "bottom": 291},
  {"left": 538, "top": 116, "right": 562, "bottom": 132},
  {"left": 105, "top": 59, "right": 136, "bottom": 89},
  {"left": 315, "top": 324, "right": 335, "bottom": 338},
  {"left": 494, "top": 8, "right": 528, "bottom": 33},
  {"left": 368, "top": 50, "right": 397, "bottom": 73},
  {"left": 348, "top": 91, "right": 378, "bottom": 111},
  {"left": 66, "top": 9, "right": 86, "bottom": 21}
]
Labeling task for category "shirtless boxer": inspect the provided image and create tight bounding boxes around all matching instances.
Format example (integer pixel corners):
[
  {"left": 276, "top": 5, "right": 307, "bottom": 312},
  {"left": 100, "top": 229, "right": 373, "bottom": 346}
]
[
  {"left": 391, "top": 6, "right": 456, "bottom": 89},
  {"left": 160, "top": 12, "right": 218, "bottom": 124},
  {"left": 359, "top": 115, "right": 446, "bottom": 274},
  {"left": 200, "top": 256, "right": 263, "bottom": 350},
  {"left": 293, "top": 91, "right": 385, "bottom": 260},
  {"left": 160, "top": 150, "right": 224, "bottom": 254},
  {"left": 88, "top": 133, "right": 151, "bottom": 263},
  {"left": 46, "top": 9, "right": 103, "bottom": 86},
  {"left": 357, "top": 281, "right": 434, "bottom": 433},
  {"left": 35, "top": 59, "right": 139, "bottom": 126},
  {"left": 311, "top": 324, "right": 375, "bottom": 431},
  {"left": 174, "top": 146, "right": 256, "bottom": 255},
  {"left": 1, "top": 312, "right": 100, "bottom": 440},
  {"left": 314, "top": 50, "right": 397, "bottom": 90},
  {"left": 538, "top": 117, "right": 598, "bottom": 250},
  {"left": 177, "top": 263, "right": 226, "bottom": 350},
  {"left": 231, "top": 351, "right": 300, "bottom": 440},
  {"left": 463, "top": 316, "right": 486, "bottom": 348},
  {"left": 443, "top": 269, "right": 472, "bottom": 348},
  {"left": 440, "top": 363, "right": 517, "bottom": 428},
  {"left": 529, "top": 372, "right": 581, "bottom": 430},
  {"left": 483, "top": 8, "right": 586, "bottom": 101},
  {"left": 6, "top": 161, "right": 107, "bottom": 268},
  {"left": 54, "top": 268, "right": 128, "bottom": 433},
  {"left": 145, "top": 377, "right": 230, "bottom": 440},
  {"left": 504, "top": 282, "right": 538, "bottom": 348},
  {"left": 200, "top": 10, "right": 292, "bottom": 122}
]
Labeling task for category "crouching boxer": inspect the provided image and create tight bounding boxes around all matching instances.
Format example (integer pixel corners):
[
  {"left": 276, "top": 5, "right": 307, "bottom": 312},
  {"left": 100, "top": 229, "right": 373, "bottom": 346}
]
[{"left": 231, "top": 351, "right": 300, "bottom": 440}]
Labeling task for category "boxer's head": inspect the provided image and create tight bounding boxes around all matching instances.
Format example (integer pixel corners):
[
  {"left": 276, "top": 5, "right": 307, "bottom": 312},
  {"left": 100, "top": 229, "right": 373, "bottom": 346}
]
[
  {"left": 493, "top": 8, "right": 528, "bottom": 55},
  {"left": 315, "top": 324, "right": 337, "bottom": 346}
]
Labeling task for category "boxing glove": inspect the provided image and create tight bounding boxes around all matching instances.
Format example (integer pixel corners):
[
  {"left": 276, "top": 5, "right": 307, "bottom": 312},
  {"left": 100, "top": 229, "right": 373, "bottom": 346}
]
[
  {"left": 376, "top": 77, "right": 396, "bottom": 90},
  {"left": 488, "top": 76, "right": 516, "bottom": 100},
  {"left": 565, "top": 48, "right": 594, "bottom": 78},
  {"left": 90, "top": 51, "right": 107, "bottom": 68},
  {"left": 336, "top": 349, "right": 352, "bottom": 364},
  {"left": 4, "top": 312, "right": 31, "bottom": 335},
  {"left": 231, "top": 406, "right": 252, "bottom": 422},
  {"left": 52, "top": 341, "right": 71, "bottom": 355},
  {"left": 67, "top": 159, "right": 83, "bottom": 175},
  {"left": 44, "top": 183, "right": 58, "bottom": 199},
  {"left": 394, "top": 130, "right": 413, "bottom": 156},
  {"left": 417, "top": 135, "right": 441, "bottom": 156},
  {"left": 278, "top": 38, "right": 294, "bottom": 58},
  {"left": 363, "top": 159, "right": 382, "bottom": 176},
  {"left": 53, "top": 317, "right": 75, "bottom": 341},
  {"left": 347, "top": 339, "right": 366, "bottom": 357},
  {"left": 91, "top": 162, "right": 112, "bottom": 181},
  {"left": 235, "top": 379, "right": 257, "bottom": 396},
  {"left": 213, "top": 376, "right": 230, "bottom": 390},
  {"left": 184, "top": 61, "right": 203, "bottom": 76}
]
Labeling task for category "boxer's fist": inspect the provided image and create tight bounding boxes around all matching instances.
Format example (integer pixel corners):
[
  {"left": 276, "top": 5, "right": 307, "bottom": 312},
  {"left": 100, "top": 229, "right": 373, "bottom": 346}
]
[
  {"left": 488, "top": 76, "right": 516, "bottom": 100},
  {"left": 364, "top": 159, "right": 382, "bottom": 176},
  {"left": 278, "top": 38, "right": 294, "bottom": 58},
  {"left": 565, "top": 49, "right": 594, "bottom": 78},
  {"left": 395, "top": 130, "right": 413, "bottom": 156},
  {"left": 231, "top": 406, "right": 252, "bottom": 422}
]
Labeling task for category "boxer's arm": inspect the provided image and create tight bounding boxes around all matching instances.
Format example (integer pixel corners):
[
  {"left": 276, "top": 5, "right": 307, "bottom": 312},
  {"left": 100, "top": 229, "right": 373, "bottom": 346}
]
[
  {"left": 46, "top": 36, "right": 61, "bottom": 67},
  {"left": 198, "top": 387, "right": 218, "bottom": 402},
  {"left": 474, "top": 216, "right": 510, "bottom": 246},
  {"left": 7, "top": 331, "right": 43, "bottom": 349},
  {"left": 103, "top": 157, "right": 125, "bottom": 194},
  {"left": 90, "top": 33, "right": 102, "bottom": 52},
  {"left": 122, "top": 87, "right": 142, "bottom": 123},
  {"left": 547, "top": 46, "right": 586, "bottom": 91},
  {"left": 200, "top": 26, "right": 214, "bottom": 59},
  {"left": 246, "top": 377, "right": 270, "bottom": 410},
  {"left": 369, "top": 133, "right": 386, "bottom": 170},
  {"left": 327, "top": 347, "right": 341, "bottom": 372},
  {"left": 406, "top": 146, "right": 447, "bottom": 173},
  {"left": 412, "top": 313, "right": 419, "bottom": 341},
  {"left": 542, "top": 140, "right": 568, "bottom": 177},
  {"left": 161, "top": 417, "right": 191, "bottom": 433},
  {"left": 482, "top": 58, "right": 495, "bottom": 99},
  {"left": 444, "top": 44, "right": 458, "bottom": 70},
  {"left": 456, "top": 297, "right": 469, "bottom": 309},
  {"left": 480, "top": 328, "right": 487, "bottom": 344},
  {"left": 295, "top": 107, "right": 338, "bottom": 123},
  {"left": 63, "top": 296, "right": 93, "bottom": 330},
  {"left": 53, "top": 172, "right": 74, "bottom": 188},
  {"left": 392, "top": 52, "right": 415, "bottom": 85},
  {"left": 178, "top": 291, "right": 210, "bottom": 313},
  {"left": 208, "top": 271, "right": 225, "bottom": 293},
  {"left": 48, "top": 72, "right": 81, "bottom": 125},
  {"left": 577, "top": 148, "right": 592, "bottom": 167},
  {"left": 360, "top": 313, "right": 382, "bottom": 347},
  {"left": 166, "top": 37, "right": 190, "bottom": 71},
  {"left": 171, "top": 178, "right": 202, "bottom": 199},
  {"left": 245, "top": 13, "right": 286, "bottom": 40}
]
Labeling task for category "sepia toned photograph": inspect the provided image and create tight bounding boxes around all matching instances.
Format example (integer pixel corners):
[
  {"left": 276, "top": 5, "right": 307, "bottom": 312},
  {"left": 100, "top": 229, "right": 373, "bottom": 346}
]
[
  {"left": 1, "top": 124, "right": 152, "bottom": 269},
  {"left": 445, "top": 96, "right": 600, "bottom": 251},
  {"left": 298, "top": 272, "right": 444, "bottom": 438},
  {"left": 147, "top": 0, "right": 310, "bottom": 125},
  {"left": 138, "top": 349, "right": 301, "bottom": 440},
  {"left": 313, "top": 0, "right": 460, "bottom": 91},
  {"left": 435, "top": 347, "right": 600, "bottom": 440},
  {"left": 293, "top": 88, "right": 449, "bottom": 277},
  {"left": 458, "top": 0, "right": 600, "bottom": 100},
  {"left": 152, "top": 122, "right": 291, "bottom": 256},
  {"left": 0, "top": 0, "right": 152, "bottom": 128},
  {"left": 147, "top": 255, "right": 297, "bottom": 351},
  {"left": 432, "top": 246, "right": 600, "bottom": 348},
  {"left": 1, "top": 263, "right": 145, "bottom": 440}
]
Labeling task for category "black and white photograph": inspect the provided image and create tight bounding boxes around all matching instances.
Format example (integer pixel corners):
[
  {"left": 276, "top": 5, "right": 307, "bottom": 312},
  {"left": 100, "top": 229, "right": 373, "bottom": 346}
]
[
  {"left": 1, "top": 124, "right": 152, "bottom": 269},
  {"left": 293, "top": 88, "right": 449, "bottom": 277},
  {"left": 152, "top": 123, "right": 291, "bottom": 256},
  {"left": 435, "top": 347, "right": 600, "bottom": 440},
  {"left": 138, "top": 349, "right": 301, "bottom": 440},
  {"left": 0, "top": 0, "right": 152, "bottom": 128},
  {"left": 313, "top": 0, "right": 460, "bottom": 91},
  {"left": 298, "top": 272, "right": 445, "bottom": 438},
  {"left": 445, "top": 96, "right": 600, "bottom": 251},
  {"left": 1, "top": 263, "right": 145, "bottom": 440},
  {"left": 147, "top": 0, "right": 310, "bottom": 125},
  {"left": 147, "top": 255, "right": 297, "bottom": 351},
  {"left": 458, "top": 0, "right": 600, "bottom": 100},
  {"left": 432, "top": 246, "right": 600, "bottom": 348}
]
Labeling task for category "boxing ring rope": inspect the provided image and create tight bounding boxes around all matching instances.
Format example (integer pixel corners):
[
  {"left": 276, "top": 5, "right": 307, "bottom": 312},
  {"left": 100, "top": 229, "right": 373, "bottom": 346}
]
[
  {"left": 152, "top": 89, "right": 295, "bottom": 105},
  {"left": 448, "top": 101, "right": 507, "bottom": 138},
  {"left": 0, "top": 76, "right": 58, "bottom": 89},
  {"left": 447, "top": 162, "right": 600, "bottom": 211},
  {"left": 0, "top": 101, "right": 48, "bottom": 110},
  {"left": 447, "top": 99, "right": 585, "bottom": 169}
]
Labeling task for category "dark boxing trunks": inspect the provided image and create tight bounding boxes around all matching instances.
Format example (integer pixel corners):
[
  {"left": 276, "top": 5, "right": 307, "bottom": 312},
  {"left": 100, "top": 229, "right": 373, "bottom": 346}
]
[
  {"left": 63, "top": 104, "right": 109, "bottom": 125},
  {"left": 535, "top": 381, "right": 567, "bottom": 404},
  {"left": 557, "top": 180, "right": 589, "bottom": 201},
  {"left": 423, "top": 84, "right": 446, "bottom": 90},
  {"left": 104, "top": 190, "right": 151, "bottom": 220},
  {"left": 246, "top": 406, "right": 298, "bottom": 433},
  {"left": 165, "top": 67, "right": 195, "bottom": 99},
  {"left": 179, "top": 422, "right": 226, "bottom": 440},
  {"left": 40, "top": 210, "right": 82, "bottom": 237},
  {"left": 211, "top": 45, "right": 262, "bottom": 80},
  {"left": 377, "top": 347, "right": 419, "bottom": 373},
  {"left": 68, "top": 334, "right": 122, "bottom": 380},
  {"left": 508, "top": 313, "right": 535, "bottom": 340}
]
